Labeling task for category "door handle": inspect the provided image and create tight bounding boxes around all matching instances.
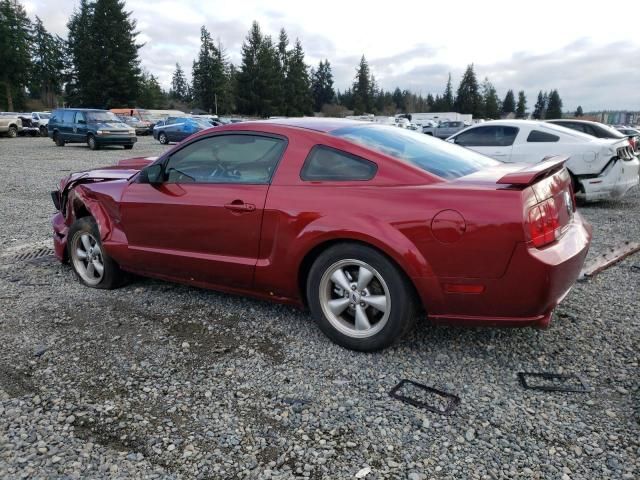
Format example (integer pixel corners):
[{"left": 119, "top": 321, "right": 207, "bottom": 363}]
[{"left": 224, "top": 200, "right": 256, "bottom": 212}]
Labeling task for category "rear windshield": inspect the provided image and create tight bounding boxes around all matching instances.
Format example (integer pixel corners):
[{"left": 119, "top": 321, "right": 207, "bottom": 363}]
[
  {"left": 330, "top": 124, "right": 499, "bottom": 179},
  {"left": 87, "top": 111, "right": 120, "bottom": 122}
]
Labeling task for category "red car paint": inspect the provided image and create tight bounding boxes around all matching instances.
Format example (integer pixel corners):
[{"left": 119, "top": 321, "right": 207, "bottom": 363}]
[{"left": 52, "top": 119, "right": 592, "bottom": 328}]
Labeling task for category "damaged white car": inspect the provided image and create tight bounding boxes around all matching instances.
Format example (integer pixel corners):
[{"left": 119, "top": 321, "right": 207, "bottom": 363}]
[{"left": 447, "top": 120, "right": 639, "bottom": 201}]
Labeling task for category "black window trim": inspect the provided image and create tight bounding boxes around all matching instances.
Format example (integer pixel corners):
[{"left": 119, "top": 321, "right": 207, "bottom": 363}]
[
  {"left": 454, "top": 125, "right": 520, "bottom": 147},
  {"left": 157, "top": 130, "right": 289, "bottom": 186},
  {"left": 300, "top": 144, "right": 378, "bottom": 182}
]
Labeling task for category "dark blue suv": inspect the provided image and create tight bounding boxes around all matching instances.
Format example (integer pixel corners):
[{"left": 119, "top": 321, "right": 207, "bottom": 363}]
[{"left": 48, "top": 108, "right": 137, "bottom": 150}]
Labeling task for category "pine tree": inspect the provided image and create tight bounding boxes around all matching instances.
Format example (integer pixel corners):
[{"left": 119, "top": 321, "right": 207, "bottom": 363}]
[
  {"left": 532, "top": 90, "right": 546, "bottom": 119},
  {"left": 0, "top": 0, "right": 32, "bottom": 110},
  {"left": 67, "top": 0, "right": 141, "bottom": 107},
  {"left": 138, "top": 71, "right": 165, "bottom": 108},
  {"left": 352, "top": 55, "right": 373, "bottom": 114},
  {"left": 191, "top": 26, "right": 228, "bottom": 114},
  {"left": 392, "top": 87, "right": 403, "bottom": 111},
  {"left": 546, "top": 89, "right": 563, "bottom": 119},
  {"left": 442, "top": 73, "right": 454, "bottom": 111},
  {"left": 29, "top": 16, "right": 65, "bottom": 107},
  {"left": 481, "top": 78, "right": 500, "bottom": 119},
  {"left": 426, "top": 93, "right": 434, "bottom": 109},
  {"left": 170, "top": 63, "right": 188, "bottom": 101},
  {"left": 575, "top": 105, "right": 584, "bottom": 117},
  {"left": 284, "top": 39, "right": 312, "bottom": 116},
  {"left": 502, "top": 89, "right": 515, "bottom": 115},
  {"left": 454, "top": 64, "right": 482, "bottom": 117},
  {"left": 276, "top": 28, "right": 289, "bottom": 113},
  {"left": 516, "top": 91, "right": 527, "bottom": 118},
  {"left": 311, "top": 59, "right": 335, "bottom": 112}
]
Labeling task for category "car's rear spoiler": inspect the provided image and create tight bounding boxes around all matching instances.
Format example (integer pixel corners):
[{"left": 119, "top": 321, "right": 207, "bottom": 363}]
[{"left": 496, "top": 155, "right": 569, "bottom": 186}]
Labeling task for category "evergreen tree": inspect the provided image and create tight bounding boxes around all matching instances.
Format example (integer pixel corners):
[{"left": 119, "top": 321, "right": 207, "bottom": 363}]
[
  {"left": 532, "top": 90, "right": 546, "bottom": 119},
  {"left": 481, "top": 78, "right": 500, "bottom": 119},
  {"left": 284, "top": 39, "right": 312, "bottom": 116},
  {"left": 276, "top": 28, "right": 289, "bottom": 113},
  {"left": 352, "top": 55, "right": 373, "bottom": 114},
  {"left": 426, "top": 93, "right": 434, "bottom": 109},
  {"left": 454, "top": 64, "right": 482, "bottom": 117},
  {"left": 516, "top": 90, "right": 527, "bottom": 118},
  {"left": 502, "top": 89, "right": 515, "bottom": 115},
  {"left": 442, "top": 73, "right": 454, "bottom": 111},
  {"left": 138, "top": 71, "right": 164, "bottom": 108},
  {"left": 29, "top": 16, "right": 65, "bottom": 107},
  {"left": 191, "top": 26, "right": 228, "bottom": 113},
  {"left": 392, "top": 87, "right": 403, "bottom": 111},
  {"left": 546, "top": 89, "right": 563, "bottom": 119},
  {"left": 67, "top": 0, "right": 141, "bottom": 107},
  {"left": 311, "top": 59, "right": 335, "bottom": 112},
  {"left": 575, "top": 105, "right": 584, "bottom": 117},
  {"left": 0, "top": 0, "right": 32, "bottom": 110},
  {"left": 170, "top": 63, "right": 188, "bottom": 101}
]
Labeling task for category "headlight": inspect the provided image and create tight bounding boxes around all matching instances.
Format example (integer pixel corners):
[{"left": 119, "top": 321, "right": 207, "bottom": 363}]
[{"left": 97, "top": 130, "right": 104, "bottom": 135}]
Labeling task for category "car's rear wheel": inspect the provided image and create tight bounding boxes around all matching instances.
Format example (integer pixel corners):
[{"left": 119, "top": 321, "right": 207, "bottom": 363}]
[
  {"left": 39, "top": 126, "right": 47, "bottom": 137},
  {"left": 158, "top": 132, "right": 168, "bottom": 144},
  {"left": 54, "top": 132, "right": 65, "bottom": 146},
  {"left": 124, "top": 144, "right": 133, "bottom": 150},
  {"left": 8, "top": 126, "right": 17, "bottom": 138},
  {"left": 68, "top": 217, "right": 124, "bottom": 289},
  {"left": 87, "top": 135, "right": 99, "bottom": 150},
  {"left": 307, "top": 244, "right": 417, "bottom": 351}
]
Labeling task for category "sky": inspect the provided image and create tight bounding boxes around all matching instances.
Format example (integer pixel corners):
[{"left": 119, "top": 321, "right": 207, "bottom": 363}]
[{"left": 22, "top": 0, "right": 640, "bottom": 111}]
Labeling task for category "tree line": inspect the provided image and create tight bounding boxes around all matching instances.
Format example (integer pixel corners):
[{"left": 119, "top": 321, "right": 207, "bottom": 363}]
[{"left": 1, "top": 0, "right": 565, "bottom": 120}]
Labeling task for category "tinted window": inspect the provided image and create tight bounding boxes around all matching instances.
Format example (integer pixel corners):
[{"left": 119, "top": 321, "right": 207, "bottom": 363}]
[
  {"left": 75, "top": 111, "right": 86, "bottom": 123},
  {"left": 527, "top": 130, "right": 560, "bottom": 142},
  {"left": 165, "top": 134, "right": 286, "bottom": 184},
  {"left": 301, "top": 146, "right": 377, "bottom": 181},
  {"left": 454, "top": 126, "right": 518, "bottom": 147},
  {"left": 331, "top": 124, "right": 499, "bottom": 180},
  {"left": 62, "top": 110, "right": 75, "bottom": 123}
]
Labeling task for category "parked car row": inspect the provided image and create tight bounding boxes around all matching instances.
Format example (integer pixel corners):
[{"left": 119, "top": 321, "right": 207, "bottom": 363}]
[{"left": 0, "top": 111, "right": 51, "bottom": 137}]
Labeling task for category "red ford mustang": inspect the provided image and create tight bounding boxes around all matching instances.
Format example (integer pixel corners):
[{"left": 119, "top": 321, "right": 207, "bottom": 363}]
[{"left": 51, "top": 118, "right": 592, "bottom": 351}]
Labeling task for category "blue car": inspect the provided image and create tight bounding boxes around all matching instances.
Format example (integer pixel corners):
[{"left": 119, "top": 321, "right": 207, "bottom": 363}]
[{"left": 152, "top": 116, "right": 213, "bottom": 144}]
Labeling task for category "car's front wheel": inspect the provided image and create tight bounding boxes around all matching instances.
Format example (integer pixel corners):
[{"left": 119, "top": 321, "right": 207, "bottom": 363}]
[
  {"left": 7, "top": 126, "right": 17, "bottom": 138},
  {"left": 124, "top": 144, "right": 133, "bottom": 150},
  {"left": 307, "top": 244, "right": 417, "bottom": 352},
  {"left": 158, "top": 132, "right": 168, "bottom": 144},
  {"left": 68, "top": 217, "right": 124, "bottom": 289},
  {"left": 87, "top": 135, "right": 99, "bottom": 150}
]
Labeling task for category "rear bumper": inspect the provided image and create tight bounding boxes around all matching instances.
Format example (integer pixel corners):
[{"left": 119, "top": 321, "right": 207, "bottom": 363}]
[
  {"left": 420, "top": 212, "right": 592, "bottom": 328},
  {"left": 579, "top": 157, "right": 639, "bottom": 201}
]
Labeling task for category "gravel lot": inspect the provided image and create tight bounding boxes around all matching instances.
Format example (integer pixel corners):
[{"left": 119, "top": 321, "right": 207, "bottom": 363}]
[{"left": 0, "top": 136, "right": 638, "bottom": 479}]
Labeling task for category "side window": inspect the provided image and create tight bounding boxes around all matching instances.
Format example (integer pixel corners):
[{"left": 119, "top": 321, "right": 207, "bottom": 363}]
[
  {"left": 62, "top": 111, "right": 75, "bottom": 123},
  {"left": 454, "top": 126, "right": 518, "bottom": 147},
  {"left": 527, "top": 130, "right": 560, "bottom": 142},
  {"left": 75, "top": 112, "right": 86, "bottom": 124},
  {"left": 301, "top": 145, "right": 377, "bottom": 181},
  {"left": 165, "top": 134, "right": 286, "bottom": 184}
]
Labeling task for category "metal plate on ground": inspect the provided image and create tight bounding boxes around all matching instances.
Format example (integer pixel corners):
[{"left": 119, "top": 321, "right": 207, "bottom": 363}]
[
  {"left": 389, "top": 379, "right": 460, "bottom": 415},
  {"left": 579, "top": 241, "right": 640, "bottom": 281},
  {"left": 518, "top": 372, "right": 592, "bottom": 393}
]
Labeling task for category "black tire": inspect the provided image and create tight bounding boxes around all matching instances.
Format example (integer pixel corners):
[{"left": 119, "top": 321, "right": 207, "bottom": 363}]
[
  {"left": 40, "top": 126, "right": 48, "bottom": 137},
  {"left": 87, "top": 135, "right": 99, "bottom": 150},
  {"left": 124, "top": 144, "right": 133, "bottom": 150},
  {"left": 158, "top": 132, "right": 168, "bottom": 145},
  {"left": 306, "top": 243, "right": 418, "bottom": 352},
  {"left": 54, "top": 132, "right": 65, "bottom": 146},
  {"left": 7, "top": 126, "right": 17, "bottom": 138},
  {"left": 67, "top": 217, "right": 125, "bottom": 289}
]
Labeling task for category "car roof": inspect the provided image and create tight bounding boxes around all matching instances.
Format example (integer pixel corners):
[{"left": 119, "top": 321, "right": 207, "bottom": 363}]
[
  {"left": 54, "top": 108, "right": 109, "bottom": 112},
  {"left": 258, "top": 117, "right": 369, "bottom": 132},
  {"left": 461, "top": 119, "right": 598, "bottom": 141}
]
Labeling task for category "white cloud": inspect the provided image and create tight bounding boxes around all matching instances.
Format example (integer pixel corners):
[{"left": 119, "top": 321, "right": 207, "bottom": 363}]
[{"left": 25, "top": 0, "right": 640, "bottom": 110}]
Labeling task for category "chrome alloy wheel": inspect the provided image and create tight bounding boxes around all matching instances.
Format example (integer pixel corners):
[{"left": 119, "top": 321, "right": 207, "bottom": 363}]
[
  {"left": 71, "top": 231, "right": 105, "bottom": 286},
  {"left": 318, "top": 259, "right": 391, "bottom": 339}
]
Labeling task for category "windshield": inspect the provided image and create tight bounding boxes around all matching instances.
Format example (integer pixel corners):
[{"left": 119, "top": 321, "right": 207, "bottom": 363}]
[
  {"left": 87, "top": 111, "right": 121, "bottom": 122},
  {"left": 137, "top": 109, "right": 153, "bottom": 121},
  {"left": 331, "top": 124, "right": 500, "bottom": 180},
  {"left": 38, "top": 113, "right": 51, "bottom": 119}
]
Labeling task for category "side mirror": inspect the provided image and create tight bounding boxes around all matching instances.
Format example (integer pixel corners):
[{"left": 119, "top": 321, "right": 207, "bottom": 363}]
[{"left": 140, "top": 164, "right": 164, "bottom": 185}]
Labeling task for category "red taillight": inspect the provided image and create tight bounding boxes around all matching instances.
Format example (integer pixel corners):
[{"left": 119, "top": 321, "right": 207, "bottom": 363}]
[
  {"left": 527, "top": 197, "right": 560, "bottom": 248},
  {"left": 443, "top": 283, "right": 485, "bottom": 294}
]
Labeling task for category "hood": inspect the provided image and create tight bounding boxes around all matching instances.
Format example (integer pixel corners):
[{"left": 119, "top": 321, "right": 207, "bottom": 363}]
[
  {"left": 95, "top": 121, "right": 131, "bottom": 130},
  {"left": 59, "top": 157, "right": 157, "bottom": 191}
]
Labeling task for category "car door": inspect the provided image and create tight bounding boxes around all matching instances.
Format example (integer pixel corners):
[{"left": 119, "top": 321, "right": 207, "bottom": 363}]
[
  {"left": 74, "top": 111, "right": 88, "bottom": 142},
  {"left": 119, "top": 132, "right": 287, "bottom": 289},
  {"left": 451, "top": 125, "right": 518, "bottom": 161}
]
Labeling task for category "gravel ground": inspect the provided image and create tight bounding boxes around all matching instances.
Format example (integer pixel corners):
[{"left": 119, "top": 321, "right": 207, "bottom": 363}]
[{"left": 0, "top": 136, "right": 638, "bottom": 479}]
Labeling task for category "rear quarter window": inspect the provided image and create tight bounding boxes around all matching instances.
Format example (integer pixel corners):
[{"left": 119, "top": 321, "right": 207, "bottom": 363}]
[
  {"left": 301, "top": 145, "right": 377, "bottom": 181},
  {"left": 527, "top": 130, "right": 560, "bottom": 142}
]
